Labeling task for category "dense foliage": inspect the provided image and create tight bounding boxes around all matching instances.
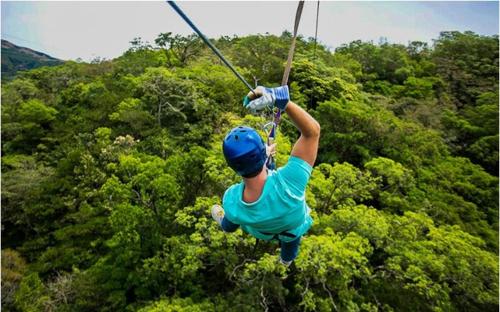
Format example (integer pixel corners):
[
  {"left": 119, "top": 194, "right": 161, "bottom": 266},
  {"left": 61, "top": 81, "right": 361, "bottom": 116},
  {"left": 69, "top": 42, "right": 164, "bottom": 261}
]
[{"left": 2, "top": 30, "right": 498, "bottom": 311}]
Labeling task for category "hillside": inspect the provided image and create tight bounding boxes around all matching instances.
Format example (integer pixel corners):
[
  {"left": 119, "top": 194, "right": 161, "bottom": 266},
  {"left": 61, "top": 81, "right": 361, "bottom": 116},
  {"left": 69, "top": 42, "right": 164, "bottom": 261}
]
[
  {"left": 1, "top": 39, "right": 63, "bottom": 80},
  {"left": 1, "top": 31, "right": 498, "bottom": 311}
]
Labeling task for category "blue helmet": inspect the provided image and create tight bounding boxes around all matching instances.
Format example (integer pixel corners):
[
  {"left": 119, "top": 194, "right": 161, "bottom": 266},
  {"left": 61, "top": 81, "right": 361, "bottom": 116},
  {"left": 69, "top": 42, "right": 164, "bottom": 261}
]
[{"left": 223, "top": 126, "right": 267, "bottom": 176}]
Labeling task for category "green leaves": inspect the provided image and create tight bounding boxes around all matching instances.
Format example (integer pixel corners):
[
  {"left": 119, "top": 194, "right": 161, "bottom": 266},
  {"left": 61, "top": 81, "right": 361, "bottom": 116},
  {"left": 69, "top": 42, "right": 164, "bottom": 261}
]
[
  {"left": 15, "top": 273, "right": 49, "bottom": 312},
  {"left": 324, "top": 205, "right": 390, "bottom": 249},
  {"left": 291, "top": 57, "right": 360, "bottom": 108},
  {"left": 336, "top": 40, "right": 414, "bottom": 85},
  {"left": 137, "top": 67, "right": 198, "bottom": 131},
  {"left": 441, "top": 90, "right": 499, "bottom": 174},
  {"left": 381, "top": 214, "right": 499, "bottom": 311},
  {"left": 2, "top": 249, "right": 28, "bottom": 310},
  {"left": 1, "top": 32, "right": 498, "bottom": 312},
  {"left": 295, "top": 231, "right": 373, "bottom": 311},
  {"left": 308, "top": 162, "right": 379, "bottom": 213},
  {"left": 433, "top": 31, "right": 499, "bottom": 108},
  {"left": 109, "top": 98, "right": 155, "bottom": 135},
  {"left": 2, "top": 98, "right": 58, "bottom": 153},
  {"left": 18, "top": 99, "right": 57, "bottom": 123},
  {"left": 138, "top": 297, "right": 215, "bottom": 312}
]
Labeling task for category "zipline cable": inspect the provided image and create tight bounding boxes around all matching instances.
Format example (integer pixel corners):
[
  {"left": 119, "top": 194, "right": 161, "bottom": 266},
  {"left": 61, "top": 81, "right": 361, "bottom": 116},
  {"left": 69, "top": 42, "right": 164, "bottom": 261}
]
[
  {"left": 167, "top": 1, "right": 256, "bottom": 95},
  {"left": 310, "top": 0, "right": 320, "bottom": 109},
  {"left": 313, "top": 1, "right": 320, "bottom": 61}
]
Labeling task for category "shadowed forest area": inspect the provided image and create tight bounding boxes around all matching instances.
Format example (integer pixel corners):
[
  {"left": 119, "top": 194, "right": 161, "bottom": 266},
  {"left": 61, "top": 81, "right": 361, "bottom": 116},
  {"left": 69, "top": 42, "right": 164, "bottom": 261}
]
[{"left": 1, "top": 30, "right": 499, "bottom": 311}]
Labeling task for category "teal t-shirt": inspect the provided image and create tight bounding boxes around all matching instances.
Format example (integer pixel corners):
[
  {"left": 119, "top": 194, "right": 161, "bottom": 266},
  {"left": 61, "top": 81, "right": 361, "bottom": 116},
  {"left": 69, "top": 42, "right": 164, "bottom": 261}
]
[{"left": 222, "top": 156, "right": 313, "bottom": 242}]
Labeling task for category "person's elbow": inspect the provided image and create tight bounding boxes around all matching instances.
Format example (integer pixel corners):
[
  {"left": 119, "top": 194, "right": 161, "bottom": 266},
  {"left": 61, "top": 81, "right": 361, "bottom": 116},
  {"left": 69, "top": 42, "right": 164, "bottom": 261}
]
[
  {"left": 306, "top": 120, "right": 321, "bottom": 139},
  {"left": 313, "top": 120, "right": 321, "bottom": 138}
]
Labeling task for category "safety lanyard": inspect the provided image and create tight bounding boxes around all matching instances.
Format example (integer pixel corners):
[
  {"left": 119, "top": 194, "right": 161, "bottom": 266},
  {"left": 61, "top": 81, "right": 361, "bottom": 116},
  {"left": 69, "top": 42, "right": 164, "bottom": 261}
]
[{"left": 266, "top": 1, "right": 305, "bottom": 170}]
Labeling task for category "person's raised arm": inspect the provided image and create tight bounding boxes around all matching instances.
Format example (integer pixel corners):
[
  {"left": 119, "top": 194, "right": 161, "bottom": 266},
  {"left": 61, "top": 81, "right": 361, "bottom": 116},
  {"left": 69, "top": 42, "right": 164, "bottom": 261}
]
[
  {"left": 284, "top": 101, "right": 320, "bottom": 166},
  {"left": 244, "top": 86, "right": 320, "bottom": 166}
]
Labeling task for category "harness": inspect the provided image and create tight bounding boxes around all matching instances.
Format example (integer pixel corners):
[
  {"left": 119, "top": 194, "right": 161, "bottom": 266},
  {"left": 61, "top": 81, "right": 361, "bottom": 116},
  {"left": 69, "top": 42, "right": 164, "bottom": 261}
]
[{"left": 260, "top": 230, "right": 297, "bottom": 241}]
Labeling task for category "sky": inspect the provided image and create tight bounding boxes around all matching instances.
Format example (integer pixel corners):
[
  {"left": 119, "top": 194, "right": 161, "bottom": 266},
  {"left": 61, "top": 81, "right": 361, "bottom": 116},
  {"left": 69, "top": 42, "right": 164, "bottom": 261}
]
[{"left": 2, "top": 1, "right": 499, "bottom": 61}]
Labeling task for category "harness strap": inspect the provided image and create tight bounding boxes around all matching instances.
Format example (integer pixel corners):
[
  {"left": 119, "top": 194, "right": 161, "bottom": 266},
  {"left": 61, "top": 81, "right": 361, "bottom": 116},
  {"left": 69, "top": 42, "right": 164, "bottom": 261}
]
[
  {"left": 267, "top": 1, "right": 305, "bottom": 170},
  {"left": 281, "top": 1, "right": 305, "bottom": 86},
  {"left": 260, "top": 230, "right": 297, "bottom": 240}
]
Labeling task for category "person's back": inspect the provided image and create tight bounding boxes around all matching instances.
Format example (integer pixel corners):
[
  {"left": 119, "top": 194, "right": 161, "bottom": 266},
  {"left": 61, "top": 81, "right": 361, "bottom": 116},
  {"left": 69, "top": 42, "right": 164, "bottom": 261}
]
[
  {"left": 211, "top": 85, "right": 320, "bottom": 265},
  {"left": 223, "top": 156, "right": 313, "bottom": 242}
]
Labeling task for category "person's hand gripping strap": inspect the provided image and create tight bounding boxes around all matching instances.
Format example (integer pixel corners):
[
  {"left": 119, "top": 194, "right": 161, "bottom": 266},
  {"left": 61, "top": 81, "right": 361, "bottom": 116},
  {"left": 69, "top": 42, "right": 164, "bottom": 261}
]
[{"left": 243, "top": 85, "right": 290, "bottom": 113}]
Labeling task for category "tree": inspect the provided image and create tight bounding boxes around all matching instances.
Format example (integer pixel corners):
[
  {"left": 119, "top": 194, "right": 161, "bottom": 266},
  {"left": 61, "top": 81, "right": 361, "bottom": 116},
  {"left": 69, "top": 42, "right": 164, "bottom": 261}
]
[
  {"left": 291, "top": 57, "right": 360, "bottom": 109},
  {"left": 2, "top": 249, "right": 27, "bottom": 310},
  {"left": 1, "top": 32, "right": 498, "bottom": 312},
  {"left": 432, "top": 31, "right": 499, "bottom": 108},
  {"left": 137, "top": 67, "right": 199, "bottom": 131},
  {"left": 155, "top": 32, "right": 202, "bottom": 66},
  {"left": 441, "top": 91, "right": 499, "bottom": 174},
  {"left": 308, "top": 162, "right": 379, "bottom": 213}
]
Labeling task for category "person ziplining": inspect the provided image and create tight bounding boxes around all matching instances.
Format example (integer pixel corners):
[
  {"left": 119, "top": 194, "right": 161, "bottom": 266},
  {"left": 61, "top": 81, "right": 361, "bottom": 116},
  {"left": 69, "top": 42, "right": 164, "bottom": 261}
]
[
  {"left": 167, "top": 0, "right": 319, "bottom": 265},
  {"left": 212, "top": 87, "right": 320, "bottom": 265}
]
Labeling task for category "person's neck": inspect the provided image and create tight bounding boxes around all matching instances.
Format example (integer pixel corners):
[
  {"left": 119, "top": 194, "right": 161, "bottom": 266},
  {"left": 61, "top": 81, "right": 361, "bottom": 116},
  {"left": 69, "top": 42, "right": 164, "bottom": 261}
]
[{"left": 242, "top": 168, "right": 268, "bottom": 202}]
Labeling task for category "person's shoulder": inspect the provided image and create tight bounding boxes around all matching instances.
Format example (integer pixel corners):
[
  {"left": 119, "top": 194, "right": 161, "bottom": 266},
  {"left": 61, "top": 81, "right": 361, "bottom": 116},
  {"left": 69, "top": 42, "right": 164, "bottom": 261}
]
[
  {"left": 223, "top": 182, "right": 242, "bottom": 203},
  {"left": 289, "top": 155, "right": 313, "bottom": 169},
  {"left": 223, "top": 182, "right": 243, "bottom": 221},
  {"left": 278, "top": 156, "right": 313, "bottom": 174},
  {"left": 225, "top": 182, "right": 242, "bottom": 194}
]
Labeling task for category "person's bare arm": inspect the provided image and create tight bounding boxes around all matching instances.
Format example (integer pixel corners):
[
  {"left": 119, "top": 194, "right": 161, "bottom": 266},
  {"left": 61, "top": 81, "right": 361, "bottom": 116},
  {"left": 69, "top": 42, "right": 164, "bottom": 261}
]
[
  {"left": 285, "top": 101, "right": 320, "bottom": 166},
  {"left": 245, "top": 87, "right": 320, "bottom": 166}
]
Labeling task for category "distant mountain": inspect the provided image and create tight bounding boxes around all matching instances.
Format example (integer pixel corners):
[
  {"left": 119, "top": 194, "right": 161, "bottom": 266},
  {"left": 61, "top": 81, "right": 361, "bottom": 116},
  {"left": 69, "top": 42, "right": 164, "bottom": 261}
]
[{"left": 2, "top": 39, "right": 63, "bottom": 80}]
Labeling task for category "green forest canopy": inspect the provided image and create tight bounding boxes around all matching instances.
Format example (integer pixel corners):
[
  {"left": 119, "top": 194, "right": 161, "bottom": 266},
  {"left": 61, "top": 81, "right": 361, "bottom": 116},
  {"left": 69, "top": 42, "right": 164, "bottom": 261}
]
[{"left": 1, "top": 30, "right": 499, "bottom": 311}]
